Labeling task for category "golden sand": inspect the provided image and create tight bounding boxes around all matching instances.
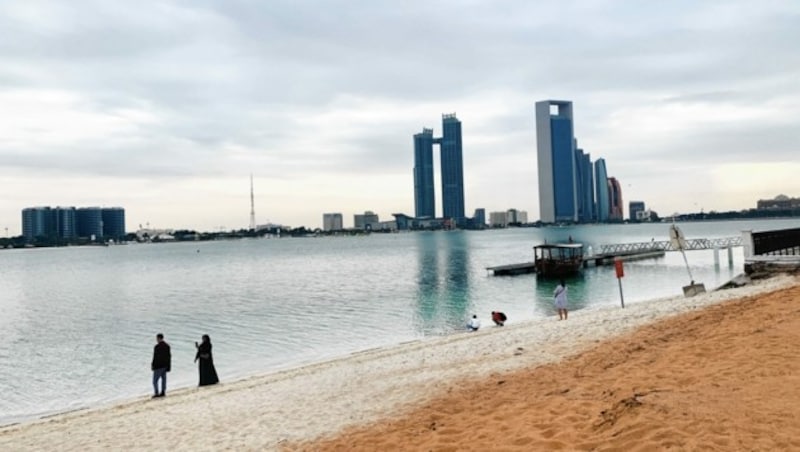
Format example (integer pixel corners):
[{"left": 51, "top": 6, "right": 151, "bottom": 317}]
[{"left": 295, "top": 284, "right": 800, "bottom": 451}]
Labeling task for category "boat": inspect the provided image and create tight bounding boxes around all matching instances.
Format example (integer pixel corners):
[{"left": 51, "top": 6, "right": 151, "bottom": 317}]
[{"left": 533, "top": 243, "right": 584, "bottom": 277}]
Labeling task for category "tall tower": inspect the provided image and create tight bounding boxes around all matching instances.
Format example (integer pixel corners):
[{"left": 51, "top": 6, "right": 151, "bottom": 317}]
[
  {"left": 413, "top": 128, "right": 436, "bottom": 218},
  {"left": 608, "top": 177, "right": 624, "bottom": 221},
  {"left": 412, "top": 114, "right": 466, "bottom": 224},
  {"left": 249, "top": 174, "right": 256, "bottom": 231},
  {"left": 536, "top": 100, "right": 577, "bottom": 223},
  {"left": 440, "top": 113, "right": 465, "bottom": 223},
  {"left": 594, "top": 158, "right": 610, "bottom": 222}
]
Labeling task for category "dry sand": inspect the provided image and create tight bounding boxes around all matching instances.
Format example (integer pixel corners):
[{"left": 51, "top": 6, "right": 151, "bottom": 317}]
[{"left": 1, "top": 274, "right": 797, "bottom": 451}]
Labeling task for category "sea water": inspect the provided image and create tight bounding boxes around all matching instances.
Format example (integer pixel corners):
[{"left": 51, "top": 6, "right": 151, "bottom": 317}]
[{"left": 0, "top": 219, "right": 797, "bottom": 425}]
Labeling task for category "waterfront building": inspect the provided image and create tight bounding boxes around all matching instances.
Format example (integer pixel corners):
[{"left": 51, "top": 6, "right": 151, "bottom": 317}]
[
  {"left": 77, "top": 207, "right": 104, "bottom": 239},
  {"left": 55, "top": 207, "right": 78, "bottom": 239},
  {"left": 472, "top": 208, "right": 486, "bottom": 229},
  {"left": 101, "top": 207, "right": 126, "bottom": 239},
  {"left": 757, "top": 194, "right": 800, "bottom": 210},
  {"left": 489, "top": 211, "right": 508, "bottom": 227},
  {"left": 353, "top": 211, "right": 380, "bottom": 230},
  {"left": 608, "top": 177, "right": 624, "bottom": 221},
  {"left": 412, "top": 114, "right": 466, "bottom": 225},
  {"left": 322, "top": 213, "right": 343, "bottom": 231},
  {"left": 536, "top": 100, "right": 578, "bottom": 223},
  {"left": 505, "top": 208, "right": 528, "bottom": 225},
  {"left": 629, "top": 201, "right": 646, "bottom": 222},
  {"left": 22, "top": 205, "right": 124, "bottom": 242},
  {"left": 594, "top": 158, "right": 610, "bottom": 222},
  {"left": 22, "top": 207, "right": 53, "bottom": 241}
]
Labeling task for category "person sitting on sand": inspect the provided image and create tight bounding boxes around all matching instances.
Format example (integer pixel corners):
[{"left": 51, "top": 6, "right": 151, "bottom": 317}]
[
  {"left": 467, "top": 315, "right": 481, "bottom": 331},
  {"left": 491, "top": 311, "right": 507, "bottom": 326}
]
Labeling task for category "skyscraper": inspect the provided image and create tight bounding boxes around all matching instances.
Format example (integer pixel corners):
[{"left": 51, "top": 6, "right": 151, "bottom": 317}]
[
  {"left": 594, "top": 158, "right": 610, "bottom": 222},
  {"left": 22, "top": 206, "right": 124, "bottom": 242},
  {"left": 101, "top": 207, "right": 126, "bottom": 239},
  {"left": 440, "top": 114, "right": 465, "bottom": 223},
  {"left": 77, "top": 207, "right": 103, "bottom": 239},
  {"left": 608, "top": 177, "right": 624, "bottom": 221},
  {"left": 536, "top": 100, "right": 578, "bottom": 223},
  {"left": 412, "top": 114, "right": 466, "bottom": 224},
  {"left": 413, "top": 128, "right": 435, "bottom": 218},
  {"left": 575, "top": 145, "right": 595, "bottom": 223}
]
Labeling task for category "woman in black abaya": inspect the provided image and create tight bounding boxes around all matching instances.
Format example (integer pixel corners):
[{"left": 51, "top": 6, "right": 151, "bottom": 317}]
[{"left": 194, "top": 334, "right": 219, "bottom": 386}]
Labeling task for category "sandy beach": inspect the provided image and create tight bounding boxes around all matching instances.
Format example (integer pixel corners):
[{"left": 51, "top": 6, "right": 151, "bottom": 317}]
[{"left": 1, "top": 274, "right": 798, "bottom": 451}]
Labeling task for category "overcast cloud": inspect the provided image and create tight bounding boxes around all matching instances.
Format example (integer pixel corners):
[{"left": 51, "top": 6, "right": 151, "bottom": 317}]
[{"left": 1, "top": 0, "right": 799, "bottom": 233}]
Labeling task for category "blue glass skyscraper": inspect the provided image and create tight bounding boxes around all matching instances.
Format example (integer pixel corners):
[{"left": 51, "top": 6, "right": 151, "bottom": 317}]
[
  {"left": 575, "top": 146, "right": 595, "bottom": 223},
  {"left": 594, "top": 158, "right": 610, "bottom": 222},
  {"left": 413, "top": 114, "right": 466, "bottom": 224},
  {"left": 413, "top": 128, "right": 435, "bottom": 218},
  {"left": 536, "top": 100, "right": 577, "bottom": 223},
  {"left": 440, "top": 114, "right": 465, "bottom": 223}
]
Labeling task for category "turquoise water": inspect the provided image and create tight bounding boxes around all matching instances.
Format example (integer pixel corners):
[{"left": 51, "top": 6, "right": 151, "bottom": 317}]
[{"left": 0, "top": 218, "right": 797, "bottom": 425}]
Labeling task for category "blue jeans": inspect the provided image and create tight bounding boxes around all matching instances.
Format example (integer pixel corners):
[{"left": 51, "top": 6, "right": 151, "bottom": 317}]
[{"left": 152, "top": 368, "right": 167, "bottom": 395}]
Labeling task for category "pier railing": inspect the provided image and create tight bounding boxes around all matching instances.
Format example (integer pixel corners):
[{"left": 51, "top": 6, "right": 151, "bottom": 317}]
[
  {"left": 752, "top": 227, "right": 800, "bottom": 256},
  {"left": 596, "top": 236, "right": 742, "bottom": 256}
]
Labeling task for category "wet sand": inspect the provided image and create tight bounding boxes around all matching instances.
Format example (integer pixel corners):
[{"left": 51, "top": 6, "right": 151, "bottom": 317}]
[{"left": 295, "top": 280, "right": 800, "bottom": 451}]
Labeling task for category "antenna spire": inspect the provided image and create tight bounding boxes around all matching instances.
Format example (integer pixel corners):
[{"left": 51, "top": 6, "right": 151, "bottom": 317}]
[{"left": 249, "top": 174, "right": 256, "bottom": 231}]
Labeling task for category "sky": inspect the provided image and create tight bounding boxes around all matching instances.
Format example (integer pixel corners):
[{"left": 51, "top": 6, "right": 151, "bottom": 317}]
[{"left": 1, "top": 0, "right": 799, "bottom": 234}]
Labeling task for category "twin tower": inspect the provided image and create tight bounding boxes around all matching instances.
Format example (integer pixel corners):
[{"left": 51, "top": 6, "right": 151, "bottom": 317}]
[{"left": 413, "top": 113, "right": 466, "bottom": 224}]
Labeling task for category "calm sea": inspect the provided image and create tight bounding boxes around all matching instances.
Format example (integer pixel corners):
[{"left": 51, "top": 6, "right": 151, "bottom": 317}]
[{"left": 1, "top": 219, "right": 797, "bottom": 425}]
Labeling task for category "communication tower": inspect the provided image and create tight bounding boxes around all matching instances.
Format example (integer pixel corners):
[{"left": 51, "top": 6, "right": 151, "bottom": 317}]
[{"left": 249, "top": 174, "right": 256, "bottom": 231}]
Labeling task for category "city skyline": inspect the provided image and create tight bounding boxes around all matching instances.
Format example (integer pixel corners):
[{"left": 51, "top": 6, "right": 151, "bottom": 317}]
[{"left": 1, "top": 1, "right": 799, "bottom": 234}]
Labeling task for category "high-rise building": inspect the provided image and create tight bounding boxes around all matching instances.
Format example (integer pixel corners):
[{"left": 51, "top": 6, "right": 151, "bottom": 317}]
[
  {"left": 412, "top": 114, "right": 466, "bottom": 224},
  {"left": 594, "top": 158, "right": 610, "bottom": 222},
  {"left": 55, "top": 207, "right": 77, "bottom": 239},
  {"left": 413, "top": 128, "right": 435, "bottom": 218},
  {"left": 22, "top": 207, "right": 53, "bottom": 241},
  {"left": 489, "top": 211, "right": 508, "bottom": 227},
  {"left": 536, "top": 100, "right": 578, "bottom": 223},
  {"left": 471, "top": 208, "right": 486, "bottom": 229},
  {"left": 575, "top": 146, "right": 595, "bottom": 223},
  {"left": 608, "top": 177, "right": 624, "bottom": 221},
  {"left": 629, "top": 201, "right": 646, "bottom": 221},
  {"left": 322, "top": 213, "right": 343, "bottom": 231},
  {"left": 22, "top": 205, "right": 124, "bottom": 242},
  {"left": 77, "top": 207, "right": 104, "bottom": 239},
  {"left": 440, "top": 114, "right": 465, "bottom": 223},
  {"left": 102, "top": 207, "right": 126, "bottom": 239},
  {"left": 353, "top": 211, "right": 379, "bottom": 230}
]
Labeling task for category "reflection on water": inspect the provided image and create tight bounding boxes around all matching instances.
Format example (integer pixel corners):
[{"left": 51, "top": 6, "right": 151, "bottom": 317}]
[{"left": 414, "top": 232, "right": 471, "bottom": 334}]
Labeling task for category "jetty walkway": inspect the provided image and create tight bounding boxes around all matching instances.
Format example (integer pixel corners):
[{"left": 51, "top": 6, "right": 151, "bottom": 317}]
[
  {"left": 596, "top": 236, "right": 742, "bottom": 255},
  {"left": 488, "top": 236, "right": 743, "bottom": 276}
]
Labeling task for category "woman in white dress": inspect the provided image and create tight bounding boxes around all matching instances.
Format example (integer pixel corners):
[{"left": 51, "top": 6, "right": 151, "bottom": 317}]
[{"left": 554, "top": 279, "right": 568, "bottom": 320}]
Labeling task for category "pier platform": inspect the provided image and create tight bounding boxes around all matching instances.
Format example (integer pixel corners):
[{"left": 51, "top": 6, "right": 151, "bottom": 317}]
[{"left": 486, "top": 262, "right": 537, "bottom": 276}]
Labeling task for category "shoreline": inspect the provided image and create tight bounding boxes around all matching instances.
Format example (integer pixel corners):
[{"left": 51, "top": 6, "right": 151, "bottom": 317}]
[{"left": 1, "top": 274, "right": 797, "bottom": 450}]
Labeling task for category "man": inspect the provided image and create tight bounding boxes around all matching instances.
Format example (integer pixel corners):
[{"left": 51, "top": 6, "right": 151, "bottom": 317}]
[
  {"left": 491, "top": 311, "right": 507, "bottom": 326},
  {"left": 151, "top": 333, "right": 171, "bottom": 398},
  {"left": 467, "top": 314, "right": 481, "bottom": 331}
]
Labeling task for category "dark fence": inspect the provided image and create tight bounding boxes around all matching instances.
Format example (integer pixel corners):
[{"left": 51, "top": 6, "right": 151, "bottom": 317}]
[{"left": 752, "top": 227, "right": 800, "bottom": 256}]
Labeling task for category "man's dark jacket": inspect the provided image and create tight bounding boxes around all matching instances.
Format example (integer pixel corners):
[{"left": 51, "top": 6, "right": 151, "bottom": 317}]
[{"left": 152, "top": 341, "right": 171, "bottom": 372}]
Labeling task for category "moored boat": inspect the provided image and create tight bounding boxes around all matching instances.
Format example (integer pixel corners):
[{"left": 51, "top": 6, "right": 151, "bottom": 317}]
[{"left": 533, "top": 243, "right": 584, "bottom": 277}]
